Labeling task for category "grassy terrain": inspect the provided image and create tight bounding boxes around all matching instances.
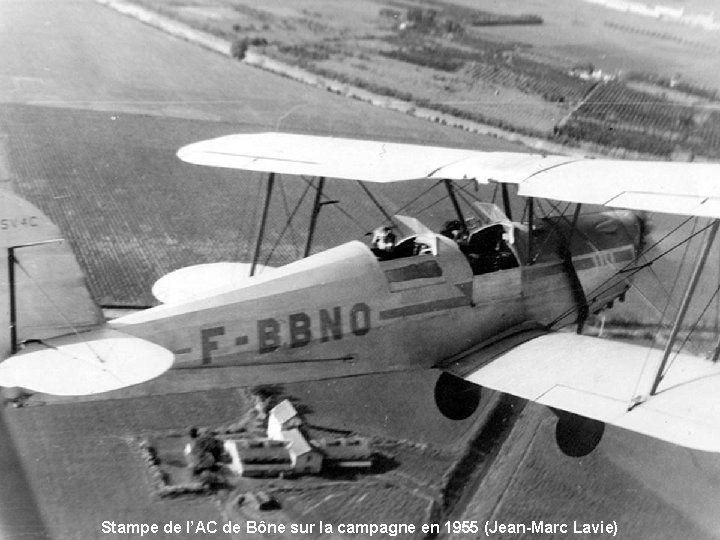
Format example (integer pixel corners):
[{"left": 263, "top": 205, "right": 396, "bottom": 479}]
[
  {"left": 4, "top": 371, "right": 500, "bottom": 539},
  {"left": 4, "top": 104, "right": 509, "bottom": 306},
  {"left": 5, "top": 389, "right": 250, "bottom": 539},
  {"left": 453, "top": 404, "right": 720, "bottom": 539}
]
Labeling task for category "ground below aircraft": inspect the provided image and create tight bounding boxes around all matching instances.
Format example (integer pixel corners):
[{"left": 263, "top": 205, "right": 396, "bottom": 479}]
[{"left": 2, "top": 132, "right": 720, "bottom": 458}]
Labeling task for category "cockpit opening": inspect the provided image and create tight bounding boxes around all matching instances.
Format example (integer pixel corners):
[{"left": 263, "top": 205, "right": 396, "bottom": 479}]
[
  {"left": 368, "top": 206, "right": 520, "bottom": 276},
  {"left": 460, "top": 223, "right": 519, "bottom": 275}
]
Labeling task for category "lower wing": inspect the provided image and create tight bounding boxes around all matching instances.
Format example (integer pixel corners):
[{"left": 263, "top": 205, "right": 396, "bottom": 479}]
[{"left": 447, "top": 331, "right": 720, "bottom": 452}]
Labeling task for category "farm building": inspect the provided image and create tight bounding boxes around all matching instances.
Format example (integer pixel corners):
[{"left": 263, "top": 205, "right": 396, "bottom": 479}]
[
  {"left": 314, "top": 437, "right": 373, "bottom": 468},
  {"left": 267, "top": 399, "right": 303, "bottom": 440},
  {"left": 224, "top": 438, "right": 293, "bottom": 477},
  {"left": 221, "top": 400, "right": 371, "bottom": 477},
  {"left": 282, "top": 428, "right": 323, "bottom": 474}
]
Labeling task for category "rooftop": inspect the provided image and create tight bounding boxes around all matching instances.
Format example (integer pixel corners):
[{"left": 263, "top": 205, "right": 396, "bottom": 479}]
[
  {"left": 281, "top": 428, "right": 313, "bottom": 456},
  {"left": 270, "top": 399, "right": 299, "bottom": 425}
]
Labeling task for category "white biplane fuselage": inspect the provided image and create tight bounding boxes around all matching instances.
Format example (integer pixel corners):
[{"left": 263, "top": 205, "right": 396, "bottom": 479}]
[
  {"left": 109, "top": 211, "right": 640, "bottom": 386},
  {"left": 10, "top": 130, "right": 720, "bottom": 455}
]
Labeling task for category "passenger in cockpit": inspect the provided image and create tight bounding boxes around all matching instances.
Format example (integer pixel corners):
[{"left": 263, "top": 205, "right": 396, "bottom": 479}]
[
  {"left": 440, "top": 219, "right": 469, "bottom": 247},
  {"left": 371, "top": 226, "right": 397, "bottom": 260}
]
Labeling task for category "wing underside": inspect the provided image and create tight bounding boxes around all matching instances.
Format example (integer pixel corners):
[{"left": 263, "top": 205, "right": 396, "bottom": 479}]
[{"left": 451, "top": 332, "right": 720, "bottom": 453}]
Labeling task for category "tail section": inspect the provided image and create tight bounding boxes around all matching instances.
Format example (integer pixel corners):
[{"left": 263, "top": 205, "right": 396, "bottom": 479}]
[{"left": 0, "top": 191, "right": 103, "bottom": 358}]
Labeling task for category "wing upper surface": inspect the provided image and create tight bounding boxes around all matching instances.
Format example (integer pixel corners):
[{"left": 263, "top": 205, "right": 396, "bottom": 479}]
[
  {"left": 177, "top": 132, "right": 485, "bottom": 182},
  {"left": 178, "top": 132, "right": 720, "bottom": 218},
  {"left": 461, "top": 332, "right": 720, "bottom": 452},
  {"left": 514, "top": 159, "right": 720, "bottom": 218}
]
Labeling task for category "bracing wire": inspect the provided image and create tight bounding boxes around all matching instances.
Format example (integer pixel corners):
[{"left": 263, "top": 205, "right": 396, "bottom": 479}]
[
  {"left": 549, "top": 218, "right": 712, "bottom": 328},
  {"left": 651, "top": 217, "right": 698, "bottom": 335},
  {"left": 413, "top": 191, "right": 455, "bottom": 216},
  {"left": 14, "top": 258, "right": 105, "bottom": 364},
  {"left": 357, "top": 182, "right": 397, "bottom": 226},
  {"left": 276, "top": 176, "right": 302, "bottom": 259},
  {"left": 665, "top": 280, "right": 720, "bottom": 376},
  {"left": 240, "top": 175, "right": 265, "bottom": 261},
  {"left": 262, "top": 178, "right": 312, "bottom": 265},
  {"left": 393, "top": 180, "right": 444, "bottom": 215},
  {"left": 299, "top": 177, "right": 371, "bottom": 234}
]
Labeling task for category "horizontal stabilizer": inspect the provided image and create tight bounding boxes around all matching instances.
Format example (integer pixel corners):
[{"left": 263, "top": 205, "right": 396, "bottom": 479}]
[
  {"left": 0, "top": 328, "right": 173, "bottom": 395},
  {"left": 152, "top": 262, "right": 275, "bottom": 304},
  {"left": 461, "top": 332, "right": 720, "bottom": 453}
]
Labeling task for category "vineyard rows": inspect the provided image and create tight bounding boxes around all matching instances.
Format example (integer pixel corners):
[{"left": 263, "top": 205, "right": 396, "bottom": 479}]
[
  {"left": 467, "top": 58, "right": 593, "bottom": 104},
  {"left": 560, "top": 82, "right": 720, "bottom": 157}
]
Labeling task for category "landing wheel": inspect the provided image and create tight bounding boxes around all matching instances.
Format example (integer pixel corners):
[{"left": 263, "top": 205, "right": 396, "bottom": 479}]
[
  {"left": 434, "top": 372, "right": 481, "bottom": 420},
  {"left": 554, "top": 411, "right": 605, "bottom": 457}
]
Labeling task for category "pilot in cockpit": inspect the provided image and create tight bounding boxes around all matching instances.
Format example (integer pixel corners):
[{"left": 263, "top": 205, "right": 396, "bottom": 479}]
[
  {"left": 440, "top": 219, "right": 469, "bottom": 247},
  {"left": 370, "top": 226, "right": 397, "bottom": 260}
]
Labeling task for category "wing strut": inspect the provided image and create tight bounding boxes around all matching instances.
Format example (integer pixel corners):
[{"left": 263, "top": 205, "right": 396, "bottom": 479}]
[
  {"left": 357, "top": 182, "right": 397, "bottom": 229},
  {"left": 443, "top": 180, "right": 467, "bottom": 234},
  {"left": 8, "top": 246, "right": 17, "bottom": 354},
  {"left": 712, "top": 331, "right": 720, "bottom": 364},
  {"left": 501, "top": 184, "right": 513, "bottom": 221},
  {"left": 549, "top": 203, "right": 588, "bottom": 333},
  {"left": 250, "top": 172, "right": 275, "bottom": 276},
  {"left": 527, "top": 197, "right": 534, "bottom": 264},
  {"left": 560, "top": 241, "right": 589, "bottom": 334},
  {"left": 303, "top": 177, "right": 325, "bottom": 257},
  {"left": 566, "top": 204, "right": 582, "bottom": 244},
  {"left": 649, "top": 219, "right": 720, "bottom": 396}
]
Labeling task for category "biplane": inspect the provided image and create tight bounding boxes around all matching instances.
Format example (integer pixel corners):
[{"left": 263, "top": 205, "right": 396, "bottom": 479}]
[{"left": 2, "top": 131, "right": 720, "bottom": 457}]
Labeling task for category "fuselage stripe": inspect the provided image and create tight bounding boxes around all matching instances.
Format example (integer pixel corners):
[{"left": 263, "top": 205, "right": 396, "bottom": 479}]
[{"left": 379, "top": 296, "right": 470, "bottom": 320}]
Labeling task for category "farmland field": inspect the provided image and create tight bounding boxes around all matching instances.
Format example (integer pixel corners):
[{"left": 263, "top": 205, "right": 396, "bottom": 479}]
[
  {"left": 455, "top": 403, "right": 720, "bottom": 539},
  {"left": 4, "top": 389, "right": 250, "bottom": 539},
  {"left": 2, "top": 103, "right": 513, "bottom": 307},
  {"left": 4, "top": 0, "right": 720, "bottom": 538},
  {"left": 122, "top": 0, "right": 720, "bottom": 158},
  {"left": 4, "top": 371, "right": 503, "bottom": 539}
]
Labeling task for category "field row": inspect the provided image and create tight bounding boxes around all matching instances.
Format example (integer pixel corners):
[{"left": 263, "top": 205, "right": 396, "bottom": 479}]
[{"left": 559, "top": 82, "right": 720, "bottom": 157}]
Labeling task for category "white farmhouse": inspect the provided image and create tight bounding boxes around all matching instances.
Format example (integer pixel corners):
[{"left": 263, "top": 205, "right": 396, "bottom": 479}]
[
  {"left": 267, "top": 399, "right": 303, "bottom": 440},
  {"left": 282, "top": 428, "right": 322, "bottom": 474}
]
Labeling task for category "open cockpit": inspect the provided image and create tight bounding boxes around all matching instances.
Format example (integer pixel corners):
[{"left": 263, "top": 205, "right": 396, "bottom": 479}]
[{"left": 369, "top": 203, "right": 521, "bottom": 278}]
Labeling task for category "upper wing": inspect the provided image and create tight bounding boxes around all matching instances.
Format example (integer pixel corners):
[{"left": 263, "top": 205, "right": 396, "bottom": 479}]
[
  {"left": 177, "top": 132, "right": 486, "bottom": 182},
  {"left": 450, "top": 331, "right": 720, "bottom": 452},
  {"left": 508, "top": 160, "right": 720, "bottom": 219},
  {"left": 0, "top": 328, "right": 174, "bottom": 395},
  {"left": 178, "top": 132, "right": 720, "bottom": 218}
]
